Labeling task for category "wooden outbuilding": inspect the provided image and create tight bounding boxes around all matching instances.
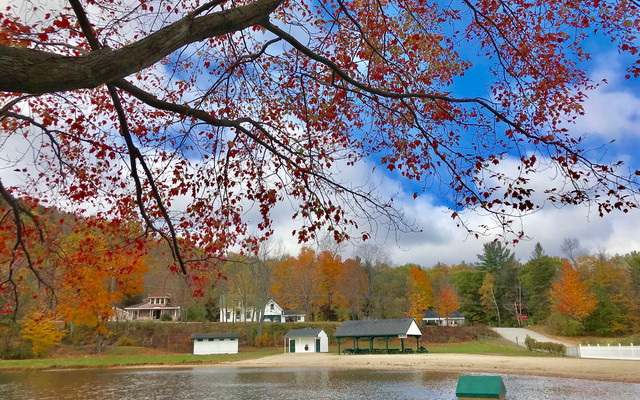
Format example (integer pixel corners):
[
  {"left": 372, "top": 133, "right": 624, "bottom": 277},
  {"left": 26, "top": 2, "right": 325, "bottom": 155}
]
[
  {"left": 190, "top": 333, "right": 241, "bottom": 355},
  {"left": 284, "top": 328, "right": 329, "bottom": 353},
  {"left": 334, "top": 318, "right": 423, "bottom": 354}
]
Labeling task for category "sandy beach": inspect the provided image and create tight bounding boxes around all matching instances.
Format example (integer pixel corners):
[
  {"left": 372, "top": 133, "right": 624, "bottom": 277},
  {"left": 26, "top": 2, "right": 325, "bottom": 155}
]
[{"left": 221, "top": 353, "right": 640, "bottom": 383}]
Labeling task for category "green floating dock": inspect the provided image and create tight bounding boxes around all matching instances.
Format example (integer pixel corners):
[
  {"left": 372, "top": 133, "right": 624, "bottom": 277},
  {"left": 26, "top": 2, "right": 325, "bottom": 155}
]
[{"left": 456, "top": 375, "right": 507, "bottom": 400}]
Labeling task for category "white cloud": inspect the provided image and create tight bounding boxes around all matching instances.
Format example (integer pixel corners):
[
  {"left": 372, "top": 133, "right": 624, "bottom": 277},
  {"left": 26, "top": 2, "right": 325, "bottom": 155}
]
[{"left": 569, "top": 53, "right": 640, "bottom": 140}]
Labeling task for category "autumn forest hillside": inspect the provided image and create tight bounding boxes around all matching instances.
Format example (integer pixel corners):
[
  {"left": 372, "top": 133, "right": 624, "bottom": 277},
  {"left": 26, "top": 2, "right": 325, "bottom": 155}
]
[{"left": 2, "top": 202, "right": 639, "bottom": 358}]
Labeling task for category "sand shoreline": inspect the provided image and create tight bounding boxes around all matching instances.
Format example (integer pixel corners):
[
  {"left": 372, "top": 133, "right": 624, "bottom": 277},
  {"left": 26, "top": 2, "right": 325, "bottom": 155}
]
[{"left": 214, "top": 353, "right": 640, "bottom": 383}]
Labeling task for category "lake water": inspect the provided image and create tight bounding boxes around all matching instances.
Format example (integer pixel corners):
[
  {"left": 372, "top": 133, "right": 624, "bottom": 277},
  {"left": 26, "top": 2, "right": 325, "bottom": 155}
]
[{"left": 0, "top": 367, "right": 638, "bottom": 399}]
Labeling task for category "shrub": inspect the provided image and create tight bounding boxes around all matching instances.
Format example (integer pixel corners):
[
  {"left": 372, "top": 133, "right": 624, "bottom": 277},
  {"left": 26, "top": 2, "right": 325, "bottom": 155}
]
[
  {"left": 160, "top": 313, "right": 173, "bottom": 321},
  {"left": 186, "top": 305, "right": 206, "bottom": 321},
  {"left": 524, "top": 335, "right": 566, "bottom": 355},
  {"left": 545, "top": 312, "right": 582, "bottom": 336},
  {"left": 117, "top": 336, "right": 138, "bottom": 346}
]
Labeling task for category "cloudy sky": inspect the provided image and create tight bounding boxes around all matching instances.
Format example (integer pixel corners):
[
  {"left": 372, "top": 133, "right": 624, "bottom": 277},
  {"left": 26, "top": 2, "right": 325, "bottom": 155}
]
[{"left": 2, "top": 1, "right": 639, "bottom": 269}]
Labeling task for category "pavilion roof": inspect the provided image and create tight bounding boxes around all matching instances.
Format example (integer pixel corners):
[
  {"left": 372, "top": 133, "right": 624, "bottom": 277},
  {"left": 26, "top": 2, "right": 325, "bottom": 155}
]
[{"left": 334, "top": 318, "right": 421, "bottom": 338}]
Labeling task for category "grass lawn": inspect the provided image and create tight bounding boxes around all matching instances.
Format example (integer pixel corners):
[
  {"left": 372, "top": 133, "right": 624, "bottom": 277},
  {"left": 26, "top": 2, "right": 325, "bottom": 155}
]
[
  {"left": 330, "top": 338, "right": 553, "bottom": 357},
  {"left": 0, "top": 339, "right": 554, "bottom": 370},
  {"left": 425, "top": 340, "right": 553, "bottom": 356},
  {"left": 0, "top": 347, "right": 282, "bottom": 370}
]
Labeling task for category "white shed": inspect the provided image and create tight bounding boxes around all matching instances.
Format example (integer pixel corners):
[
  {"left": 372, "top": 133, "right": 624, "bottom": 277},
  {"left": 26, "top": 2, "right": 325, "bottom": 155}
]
[
  {"left": 191, "top": 333, "right": 241, "bottom": 355},
  {"left": 284, "top": 328, "right": 329, "bottom": 353}
]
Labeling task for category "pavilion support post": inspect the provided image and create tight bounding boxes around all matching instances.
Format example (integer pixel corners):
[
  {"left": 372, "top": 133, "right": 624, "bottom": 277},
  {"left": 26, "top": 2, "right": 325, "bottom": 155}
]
[
  {"left": 338, "top": 338, "right": 341, "bottom": 355},
  {"left": 353, "top": 337, "right": 356, "bottom": 349},
  {"left": 369, "top": 337, "right": 373, "bottom": 352},
  {"left": 401, "top": 338, "right": 405, "bottom": 352},
  {"left": 385, "top": 337, "right": 389, "bottom": 353},
  {"left": 416, "top": 337, "right": 419, "bottom": 351}
]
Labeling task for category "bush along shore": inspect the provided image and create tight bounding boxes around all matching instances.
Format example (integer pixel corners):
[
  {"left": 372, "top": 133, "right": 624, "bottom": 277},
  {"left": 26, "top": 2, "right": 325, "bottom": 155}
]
[{"left": 524, "top": 335, "right": 567, "bottom": 355}]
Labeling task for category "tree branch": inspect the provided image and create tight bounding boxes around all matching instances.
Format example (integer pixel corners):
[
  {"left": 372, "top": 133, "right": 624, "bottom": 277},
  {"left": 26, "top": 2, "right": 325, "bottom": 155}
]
[{"left": 0, "top": 0, "right": 284, "bottom": 94}]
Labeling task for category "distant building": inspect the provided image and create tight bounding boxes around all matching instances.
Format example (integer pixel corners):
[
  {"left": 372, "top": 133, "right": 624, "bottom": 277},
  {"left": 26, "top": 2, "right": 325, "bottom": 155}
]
[
  {"left": 191, "top": 333, "right": 241, "bottom": 355},
  {"left": 220, "top": 298, "right": 305, "bottom": 323},
  {"left": 124, "top": 294, "right": 181, "bottom": 321},
  {"left": 420, "top": 310, "right": 465, "bottom": 326},
  {"left": 284, "top": 328, "right": 329, "bottom": 353}
]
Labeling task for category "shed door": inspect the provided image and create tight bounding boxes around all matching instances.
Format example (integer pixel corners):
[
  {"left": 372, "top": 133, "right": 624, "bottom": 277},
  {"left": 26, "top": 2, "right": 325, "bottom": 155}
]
[
  {"left": 315, "top": 338, "right": 320, "bottom": 352},
  {"left": 290, "top": 339, "right": 295, "bottom": 353}
]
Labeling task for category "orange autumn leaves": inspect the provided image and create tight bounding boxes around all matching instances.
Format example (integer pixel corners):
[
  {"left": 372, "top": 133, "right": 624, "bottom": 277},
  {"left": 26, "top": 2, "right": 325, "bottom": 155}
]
[
  {"left": 57, "top": 231, "right": 147, "bottom": 336},
  {"left": 0, "top": 203, "right": 148, "bottom": 354},
  {"left": 406, "top": 267, "right": 460, "bottom": 322},
  {"left": 271, "top": 247, "right": 368, "bottom": 319},
  {"left": 551, "top": 261, "right": 597, "bottom": 322}
]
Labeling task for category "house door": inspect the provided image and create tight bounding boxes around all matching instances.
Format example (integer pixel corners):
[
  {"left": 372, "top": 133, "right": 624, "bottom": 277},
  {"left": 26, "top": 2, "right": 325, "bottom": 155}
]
[
  {"left": 315, "top": 338, "right": 320, "bottom": 352},
  {"left": 290, "top": 339, "right": 295, "bottom": 353},
  {"left": 153, "top": 310, "right": 161, "bottom": 319}
]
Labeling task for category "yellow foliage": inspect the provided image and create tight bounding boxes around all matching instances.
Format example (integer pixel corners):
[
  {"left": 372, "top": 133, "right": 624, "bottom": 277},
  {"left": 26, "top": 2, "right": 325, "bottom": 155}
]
[{"left": 21, "top": 311, "right": 67, "bottom": 357}]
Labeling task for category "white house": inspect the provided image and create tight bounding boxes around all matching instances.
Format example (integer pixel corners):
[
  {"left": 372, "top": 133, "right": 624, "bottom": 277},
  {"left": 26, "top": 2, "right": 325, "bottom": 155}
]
[
  {"left": 191, "top": 333, "right": 241, "bottom": 354},
  {"left": 420, "top": 310, "right": 465, "bottom": 326},
  {"left": 220, "top": 298, "right": 305, "bottom": 323},
  {"left": 284, "top": 328, "right": 329, "bottom": 353},
  {"left": 124, "top": 294, "right": 181, "bottom": 321}
]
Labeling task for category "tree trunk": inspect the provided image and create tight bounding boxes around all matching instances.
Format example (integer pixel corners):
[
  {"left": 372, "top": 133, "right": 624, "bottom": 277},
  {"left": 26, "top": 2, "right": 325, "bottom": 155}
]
[{"left": 96, "top": 332, "right": 103, "bottom": 356}]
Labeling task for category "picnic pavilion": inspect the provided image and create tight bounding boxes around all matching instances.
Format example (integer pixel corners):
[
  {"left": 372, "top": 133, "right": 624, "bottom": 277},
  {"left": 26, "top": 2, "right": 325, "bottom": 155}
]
[{"left": 333, "top": 318, "right": 424, "bottom": 354}]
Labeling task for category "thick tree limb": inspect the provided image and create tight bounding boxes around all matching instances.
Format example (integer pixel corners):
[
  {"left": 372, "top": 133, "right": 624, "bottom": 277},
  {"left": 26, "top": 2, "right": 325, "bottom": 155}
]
[{"left": 0, "top": 0, "right": 283, "bottom": 94}]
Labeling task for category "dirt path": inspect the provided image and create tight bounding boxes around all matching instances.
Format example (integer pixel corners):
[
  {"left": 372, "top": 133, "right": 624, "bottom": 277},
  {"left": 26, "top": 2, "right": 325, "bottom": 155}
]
[{"left": 221, "top": 353, "right": 640, "bottom": 383}]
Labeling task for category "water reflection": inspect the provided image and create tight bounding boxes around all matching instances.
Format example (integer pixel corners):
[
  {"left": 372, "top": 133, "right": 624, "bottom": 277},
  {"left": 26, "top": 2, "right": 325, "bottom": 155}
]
[{"left": 0, "top": 367, "right": 637, "bottom": 399}]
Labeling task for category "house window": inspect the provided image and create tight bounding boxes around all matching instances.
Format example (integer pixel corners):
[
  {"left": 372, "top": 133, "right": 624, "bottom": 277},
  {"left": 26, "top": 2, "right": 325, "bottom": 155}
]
[
  {"left": 230, "top": 338, "right": 235, "bottom": 341},
  {"left": 219, "top": 338, "right": 225, "bottom": 341},
  {"left": 197, "top": 339, "right": 203, "bottom": 342},
  {"left": 246, "top": 312, "right": 251, "bottom": 319},
  {"left": 270, "top": 303, "right": 274, "bottom": 311},
  {"left": 226, "top": 311, "right": 231, "bottom": 320}
]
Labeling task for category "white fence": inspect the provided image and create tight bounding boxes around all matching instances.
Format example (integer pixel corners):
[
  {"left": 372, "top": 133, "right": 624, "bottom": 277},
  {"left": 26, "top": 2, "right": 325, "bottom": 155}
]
[{"left": 578, "top": 344, "right": 640, "bottom": 360}]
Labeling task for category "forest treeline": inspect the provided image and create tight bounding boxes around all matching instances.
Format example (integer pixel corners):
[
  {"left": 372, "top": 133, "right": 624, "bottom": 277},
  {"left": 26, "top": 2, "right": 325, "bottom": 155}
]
[
  {"left": 213, "top": 241, "right": 640, "bottom": 338},
  {"left": 2, "top": 203, "right": 640, "bottom": 359}
]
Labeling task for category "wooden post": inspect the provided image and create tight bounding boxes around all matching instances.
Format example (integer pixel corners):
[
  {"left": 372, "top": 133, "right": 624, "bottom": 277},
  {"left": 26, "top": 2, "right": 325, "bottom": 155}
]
[
  {"left": 369, "top": 337, "right": 373, "bottom": 352},
  {"left": 416, "top": 336, "right": 419, "bottom": 351},
  {"left": 385, "top": 337, "right": 389, "bottom": 353},
  {"left": 401, "top": 338, "right": 405, "bottom": 352},
  {"left": 338, "top": 338, "right": 341, "bottom": 355}
]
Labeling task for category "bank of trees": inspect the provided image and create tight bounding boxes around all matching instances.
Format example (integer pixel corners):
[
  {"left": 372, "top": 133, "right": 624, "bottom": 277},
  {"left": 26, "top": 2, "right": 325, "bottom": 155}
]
[{"left": 216, "top": 240, "right": 640, "bottom": 337}]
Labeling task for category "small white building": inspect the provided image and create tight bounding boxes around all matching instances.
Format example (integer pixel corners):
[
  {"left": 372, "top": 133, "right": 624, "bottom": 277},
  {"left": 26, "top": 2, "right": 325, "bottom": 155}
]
[
  {"left": 191, "top": 333, "right": 241, "bottom": 355},
  {"left": 284, "top": 328, "right": 329, "bottom": 353}
]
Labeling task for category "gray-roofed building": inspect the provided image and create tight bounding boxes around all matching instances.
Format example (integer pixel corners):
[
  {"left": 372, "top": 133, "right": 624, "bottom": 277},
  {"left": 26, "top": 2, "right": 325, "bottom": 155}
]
[
  {"left": 284, "top": 328, "right": 328, "bottom": 353},
  {"left": 190, "top": 333, "right": 241, "bottom": 354},
  {"left": 334, "top": 318, "right": 422, "bottom": 354},
  {"left": 420, "top": 310, "right": 466, "bottom": 326},
  {"left": 283, "top": 309, "right": 306, "bottom": 323}
]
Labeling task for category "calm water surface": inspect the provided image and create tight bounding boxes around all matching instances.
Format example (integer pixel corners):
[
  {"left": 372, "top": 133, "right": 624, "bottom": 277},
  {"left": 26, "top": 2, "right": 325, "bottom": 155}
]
[{"left": 0, "top": 367, "right": 638, "bottom": 399}]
